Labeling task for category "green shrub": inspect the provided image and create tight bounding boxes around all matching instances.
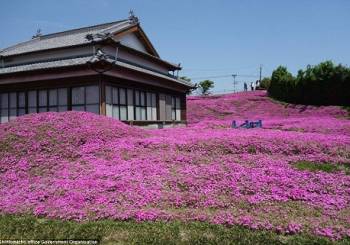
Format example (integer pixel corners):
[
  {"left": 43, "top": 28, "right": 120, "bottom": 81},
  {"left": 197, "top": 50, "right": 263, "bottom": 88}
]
[
  {"left": 268, "top": 61, "right": 350, "bottom": 106},
  {"left": 259, "top": 77, "right": 271, "bottom": 89}
]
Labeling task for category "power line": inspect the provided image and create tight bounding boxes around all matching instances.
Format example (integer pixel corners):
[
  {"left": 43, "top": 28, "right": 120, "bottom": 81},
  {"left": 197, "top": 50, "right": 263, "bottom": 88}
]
[
  {"left": 211, "top": 89, "right": 240, "bottom": 94},
  {"left": 182, "top": 65, "right": 258, "bottom": 72},
  {"left": 189, "top": 73, "right": 259, "bottom": 80},
  {"left": 232, "top": 74, "right": 237, "bottom": 93}
]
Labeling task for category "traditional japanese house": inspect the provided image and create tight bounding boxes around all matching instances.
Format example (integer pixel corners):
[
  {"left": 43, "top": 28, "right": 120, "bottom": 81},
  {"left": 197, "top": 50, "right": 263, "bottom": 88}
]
[{"left": 0, "top": 13, "right": 193, "bottom": 127}]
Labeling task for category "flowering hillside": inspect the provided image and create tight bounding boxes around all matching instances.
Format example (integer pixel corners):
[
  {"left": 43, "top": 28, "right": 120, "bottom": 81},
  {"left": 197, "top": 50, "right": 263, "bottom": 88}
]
[
  {"left": 0, "top": 91, "right": 350, "bottom": 240},
  {"left": 188, "top": 90, "right": 350, "bottom": 135},
  {"left": 188, "top": 91, "right": 348, "bottom": 122}
]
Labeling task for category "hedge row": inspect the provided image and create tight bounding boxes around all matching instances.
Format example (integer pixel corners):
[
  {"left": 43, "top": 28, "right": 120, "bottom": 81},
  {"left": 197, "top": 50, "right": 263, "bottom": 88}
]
[{"left": 267, "top": 61, "right": 350, "bottom": 106}]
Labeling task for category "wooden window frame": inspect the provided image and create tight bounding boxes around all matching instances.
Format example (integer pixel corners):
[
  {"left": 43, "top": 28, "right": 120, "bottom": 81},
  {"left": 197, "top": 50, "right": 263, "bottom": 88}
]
[
  {"left": 27, "top": 90, "right": 38, "bottom": 114},
  {"left": 17, "top": 91, "right": 26, "bottom": 116},
  {"left": 134, "top": 89, "right": 147, "bottom": 121},
  {"left": 106, "top": 85, "right": 158, "bottom": 122},
  {"left": 38, "top": 89, "right": 48, "bottom": 112},
  {"left": 71, "top": 85, "right": 100, "bottom": 114},
  {"left": 171, "top": 95, "right": 181, "bottom": 121},
  {"left": 0, "top": 93, "right": 9, "bottom": 123},
  {"left": 106, "top": 86, "right": 129, "bottom": 120}
]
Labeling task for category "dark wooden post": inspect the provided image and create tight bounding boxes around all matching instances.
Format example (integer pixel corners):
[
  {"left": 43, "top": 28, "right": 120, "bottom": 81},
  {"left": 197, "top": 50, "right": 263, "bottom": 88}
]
[
  {"left": 99, "top": 74, "right": 106, "bottom": 115},
  {"left": 180, "top": 94, "right": 187, "bottom": 121}
]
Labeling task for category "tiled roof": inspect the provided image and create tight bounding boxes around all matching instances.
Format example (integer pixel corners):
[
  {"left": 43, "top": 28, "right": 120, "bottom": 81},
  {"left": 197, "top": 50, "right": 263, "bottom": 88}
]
[
  {"left": 115, "top": 60, "right": 193, "bottom": 87},
  {"left": 0, "top": 19, "right": 133, "bottom": 57},
  {"left": 0, "top": 55, "right": 193, "bottom": 87},
  {"left": 0, "top": 56, "right": 91, "bottom": 74}
]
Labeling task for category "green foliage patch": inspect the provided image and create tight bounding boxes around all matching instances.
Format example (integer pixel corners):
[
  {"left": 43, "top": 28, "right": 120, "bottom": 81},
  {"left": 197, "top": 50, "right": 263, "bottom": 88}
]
[
  {"left": 1, "top": 214, "right": 349, "bottom": 245},
  {"left": 268, "top": 61, "right": 350, "bottom": 106},
  {"left": 294, "top": 160, "right": 350, "bottom": 174}
]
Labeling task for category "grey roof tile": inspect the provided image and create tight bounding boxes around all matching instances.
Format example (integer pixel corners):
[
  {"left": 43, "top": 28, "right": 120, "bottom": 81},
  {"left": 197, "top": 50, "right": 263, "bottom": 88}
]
[
  {"left": 0, "top": 20, "right": 132, "bottom": 56},
  {"left": 0, "top": 56, "right": 90, "bottom": 74},
  {"left": 0, "top": 55, "right": 193, "bottom": 87}
]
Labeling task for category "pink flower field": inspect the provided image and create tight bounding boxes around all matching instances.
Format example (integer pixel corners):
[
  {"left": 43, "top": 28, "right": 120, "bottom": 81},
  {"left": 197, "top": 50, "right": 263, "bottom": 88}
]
[{"left": 0, "top": 90, "right": 350, "bottom": 240}]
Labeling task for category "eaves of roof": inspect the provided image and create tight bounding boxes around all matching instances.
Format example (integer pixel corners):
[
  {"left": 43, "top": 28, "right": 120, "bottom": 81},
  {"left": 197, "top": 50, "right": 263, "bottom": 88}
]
[
  {"left": 0, "top": 36, "right": 181, "bottom": 71},
  {"left": 0, "top": 55, "right": 193, "bottom": 88},
  {"left": 116, "top": 42, "right": 181, "bottom": 70}
]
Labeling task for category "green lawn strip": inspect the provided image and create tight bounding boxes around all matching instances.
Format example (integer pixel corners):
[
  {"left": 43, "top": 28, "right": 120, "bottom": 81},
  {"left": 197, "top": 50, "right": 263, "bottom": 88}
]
[
  {"left": 0, "top": 214, "right": 348, "bottom": 244},
  {"left": 294, "top": 160, "right": 350, "bottom": 174}
]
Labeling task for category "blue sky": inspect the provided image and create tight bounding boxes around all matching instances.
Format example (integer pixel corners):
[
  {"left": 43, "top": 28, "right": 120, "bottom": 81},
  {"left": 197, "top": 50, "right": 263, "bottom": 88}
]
[{"left": 1, "top": 0, "right": 349, "bottom": 93}]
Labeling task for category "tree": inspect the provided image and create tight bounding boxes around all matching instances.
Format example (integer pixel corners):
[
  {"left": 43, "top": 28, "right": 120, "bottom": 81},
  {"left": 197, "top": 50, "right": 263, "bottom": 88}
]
[
  {"left": 197, "top": 80, "right": 214, "bottom": 95},
  {"left": 180, "top": 76, "right": 197, "bottom": 95},
  {"left": 267, "top": 61, "right": 350, "bottom": 106},
  {"left": 259, "top": 77, "right": 271, "bottom": 89},
  {"left": 180, "top": 76, "right": 191, "bottom": 83},
  {"left": 268, "top": 66, "right": 295, "bottom": 102}
]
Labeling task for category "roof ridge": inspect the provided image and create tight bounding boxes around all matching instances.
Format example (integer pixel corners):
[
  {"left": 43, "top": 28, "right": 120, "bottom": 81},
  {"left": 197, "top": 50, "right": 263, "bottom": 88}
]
[
  {"left": 99, "top": 20, "right": 135, "bottom": 34},
  {"left": 40, "top": 19, "right": 129, "bottom": 39}
]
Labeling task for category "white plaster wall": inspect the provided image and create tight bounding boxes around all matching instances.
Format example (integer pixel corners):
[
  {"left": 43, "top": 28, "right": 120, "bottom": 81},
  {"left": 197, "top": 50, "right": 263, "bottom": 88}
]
[{"left": 119, "top": 33, "right": 148, "bottom": 53}]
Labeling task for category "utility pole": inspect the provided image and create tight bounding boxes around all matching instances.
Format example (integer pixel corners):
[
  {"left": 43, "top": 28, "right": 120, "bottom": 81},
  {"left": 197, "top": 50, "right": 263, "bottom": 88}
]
[
  {"left": 232, "top": 74, "right": 237, "bottom": 92},
  {"left": 259, "top": 64, "right": 263, "bottom": 84}
]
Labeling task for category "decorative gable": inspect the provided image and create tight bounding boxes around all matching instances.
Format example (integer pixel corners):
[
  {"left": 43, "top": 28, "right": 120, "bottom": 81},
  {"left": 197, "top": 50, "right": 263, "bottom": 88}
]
[
  {"left": 119, "top": 32, "right": 148, "bottom": 53},
  {"left": 112, "top": 25, "right": 160, "bottom": 58}
]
